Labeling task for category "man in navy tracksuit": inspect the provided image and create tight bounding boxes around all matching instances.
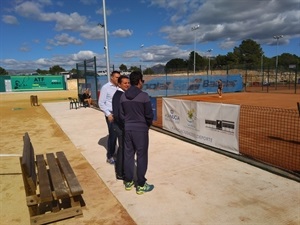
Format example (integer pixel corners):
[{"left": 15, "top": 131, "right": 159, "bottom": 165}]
[{"left": 120, "top": 71, "right": 154, "bottom": 195}]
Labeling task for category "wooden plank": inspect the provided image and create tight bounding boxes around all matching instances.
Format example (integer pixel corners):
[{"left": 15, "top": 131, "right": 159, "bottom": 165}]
[
  {"left": 22, "top": 133, "right": 36, "bottom": 183},
  {"left": 46, "top": 153, "right": 69, "bottom": 199},
  {"left": 19, "top": 157, "right": 38, "bottom": 206},
  {"left": 21, "top": 133, "right": 36, "bottom": 195},
  {"left": 36, "top": 154, "right": 53, "bottom": 203},
  {"left": 30, "top": 205, "right": 82, "bottom": 225},
  {"left": 56, "top": 151, "right": 83, "bottom": 196}
]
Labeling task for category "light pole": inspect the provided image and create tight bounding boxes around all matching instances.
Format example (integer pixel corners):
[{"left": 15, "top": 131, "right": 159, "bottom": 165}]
[
  {"left": 102, "top": 0, "right": 110, "bottom": 82},
  {"left": 207, "top": 49, "right": 213, "bottom": 75},
  {"left": 273, "top": 35, "right": 283, "bottom": 89},
  {"left": 191, "top": 25, "right": 200, "bottom": 76},
  {"left": 140, "top": 44, "right": 144, "bottom": 72}
]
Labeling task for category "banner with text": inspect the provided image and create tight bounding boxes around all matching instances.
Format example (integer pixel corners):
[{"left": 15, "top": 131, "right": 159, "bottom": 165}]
[
  {"left": 11, "top": 76, "right": 65, "bottom": 91},
  {"left": 163, "top": 98, "right": 240, "bottom": 154}
]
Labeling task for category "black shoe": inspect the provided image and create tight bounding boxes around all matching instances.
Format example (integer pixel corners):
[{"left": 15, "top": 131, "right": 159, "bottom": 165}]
[
  {"left": 116, "top": 174, "right": 124, "bottom": 180},
  {"left": 106, "top": 157, "right": 115, "bottom": 164}
]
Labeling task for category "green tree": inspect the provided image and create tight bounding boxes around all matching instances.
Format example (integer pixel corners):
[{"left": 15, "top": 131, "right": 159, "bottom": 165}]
[
  {"left": 226, "top": 52, "right": 239, "bottom": 66},
  {"left": 278, "top": 53, "right": 299, "bottom": 69},
  {"left": 188, "top": 51, "right": 205, "bottom": 70},
  {"left": 36, "top": 68, "right": 49, "bottom": 74},
  {"left": 215, "top": 55, "right": 228, "bottom": 68},
  {"left": 129, "top": 66, "right": 141, "bottom": 72},
  {"left": 70, "top": 68, "right": 77, "bottom": 74},
  {"left": 233, "top": 39, "right": 263, "bottom": 68},
  {"left": 119, "top": 64, "right": 128, "bottom": 71},
  {"left": 143, "top": 68, "right": 154, "bottom": 75},
  {"left": 165, "top": 58, "right": 188, "bottom": 72},
  {"left": 0, "top": 67, "right": 8, "bottom": 75},
  {"left": 49, "top": 65, "right": 65, "bottom": 74}
]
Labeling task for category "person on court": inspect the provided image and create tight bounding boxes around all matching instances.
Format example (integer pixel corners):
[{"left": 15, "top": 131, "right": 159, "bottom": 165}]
[{"left": 217, "top": 79, "right": 223, "bottom": 98}]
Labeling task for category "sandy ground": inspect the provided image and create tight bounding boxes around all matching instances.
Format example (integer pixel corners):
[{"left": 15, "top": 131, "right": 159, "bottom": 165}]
[{"left": 0, "top": 90, "right": 136, "bottom": 225}]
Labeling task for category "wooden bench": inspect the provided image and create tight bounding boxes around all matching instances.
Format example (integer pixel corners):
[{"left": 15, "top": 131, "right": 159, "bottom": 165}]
[
  {"left": 30, "top": 95, "right": 39, "bottom": 106},
  {"left": 20, "top": 132, "right": 85, "bottom": 225}
]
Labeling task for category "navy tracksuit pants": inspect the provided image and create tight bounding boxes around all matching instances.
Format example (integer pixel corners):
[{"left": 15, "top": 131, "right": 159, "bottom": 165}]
[{"left": 124, "top": 130, "right": 149, "bottom": 187}]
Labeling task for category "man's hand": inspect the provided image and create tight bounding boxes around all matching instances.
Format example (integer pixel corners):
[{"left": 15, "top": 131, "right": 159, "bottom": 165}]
[{"left": 107, "top": 114, "right": 114, "bottom": 122}]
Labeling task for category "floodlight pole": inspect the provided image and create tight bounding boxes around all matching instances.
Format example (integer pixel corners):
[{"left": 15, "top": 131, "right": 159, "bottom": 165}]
[
  {"left": 103, "top": 0, "right": 110, "bottom": 82},
  {"left": 140, "top": 44, "right": 144, "bottom": 72},
  {"left": 191, "top": 25, "right": 200, "bottom": 76},
  {"left": 273, "top": 35, "right": 283, "bottom": 90},
  {"left": 207, "top": 49, "right": 213, "bottom": 75}
]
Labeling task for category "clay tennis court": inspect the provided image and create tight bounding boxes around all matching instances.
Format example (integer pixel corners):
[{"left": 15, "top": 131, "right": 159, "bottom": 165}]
[{"left": 152, "top": 92, "right": 300, "bottom": 173}]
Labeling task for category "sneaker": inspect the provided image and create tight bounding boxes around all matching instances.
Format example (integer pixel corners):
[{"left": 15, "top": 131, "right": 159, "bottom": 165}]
[
  {"left": 136, "top": 182, "right": 154, "bottom": 195},
  {"left": 124, "top": 181, "right": 134, "bottom": 191},
  {"left": 106, "top": 157, "right": 115, "bottom": 164},
  {"left": 116, "top": 174, "right": 124, "bottom": 180}
]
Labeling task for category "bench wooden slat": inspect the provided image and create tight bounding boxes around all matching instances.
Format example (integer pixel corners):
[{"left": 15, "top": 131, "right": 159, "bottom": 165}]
[
  {"left": 36, "top": 154, "right": 53, "bottom": 203},
  {"left": 56, "top": 151, "right": 83, "bottom": 196},
  {"left": 46, "top": 153, "right": 69, "bottom": 199},
  {"left": 21, "top": 133, "right": 37, "bottom": 196},
  {"left": 22, "top": 133, "right": 37, "bottom": 185}
]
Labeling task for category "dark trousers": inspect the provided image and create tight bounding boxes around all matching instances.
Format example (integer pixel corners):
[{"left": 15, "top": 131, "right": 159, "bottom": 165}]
[
  {"left": 113, "top": 123, "right": 124, "bottom": 177},
  {"left": 105, "top": 116, "right": 117, "bottom": 159},
  {"left": 124, "top": 130, "right": 149, "bottom": 187}
]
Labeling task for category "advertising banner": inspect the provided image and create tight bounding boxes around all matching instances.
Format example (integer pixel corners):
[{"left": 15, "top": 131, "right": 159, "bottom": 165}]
[
  {"left": 11, "top": 76, "right": 65, "bottom": 91},
  {"left": 143, "top": 74, "right": 243, "bottom": 97},
  {"left": 163, "top": 98, "right": 240, "bottom": 154}
]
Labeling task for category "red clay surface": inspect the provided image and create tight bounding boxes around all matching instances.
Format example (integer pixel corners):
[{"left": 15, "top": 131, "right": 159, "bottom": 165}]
[{"left": 152, "top": 92, "right": 300, "bottom": 128}]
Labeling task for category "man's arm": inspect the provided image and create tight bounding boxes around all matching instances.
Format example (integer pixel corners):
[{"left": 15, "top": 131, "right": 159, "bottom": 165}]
[{"left": 98, "top": 85, "right": 111, "bottom": 117}]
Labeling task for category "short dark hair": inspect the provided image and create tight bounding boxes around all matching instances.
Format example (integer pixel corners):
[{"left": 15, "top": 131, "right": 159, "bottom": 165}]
[
  {"left": 110, "top": 70, "right": 120, "bottom": 77},
  {"left": 129, "top": 71, "right": 143, "bottom": 85},
  {"left": 118, "top": 75, "right": 129, "bottom": 84}
]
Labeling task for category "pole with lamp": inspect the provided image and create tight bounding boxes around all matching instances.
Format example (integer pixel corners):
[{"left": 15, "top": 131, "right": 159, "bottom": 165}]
[
  {"left": 191, "top": 25, "right": 200, "bottom": 76},
  {"left": 140, "top": 44, "right": 144, "bottom": 72},
  {"left": 273, "top": 35, "right": 283, "bottom": 90},
  {"left": 191, "top": 24, "right": 199, "bottom": 95},
  {"left": 207, "top": 49, "right": 213, "bottom": 75},
  {"left": 102, "top": 0, "right": 110, "bottom": 82}
]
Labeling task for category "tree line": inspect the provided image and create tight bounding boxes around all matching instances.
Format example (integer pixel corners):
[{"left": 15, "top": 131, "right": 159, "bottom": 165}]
[
  {"left": 0, "top": 39, "right": 299, "bottom": 75},
  {"left": 165, "top": 39, "right": 299, "bottom": 73}
]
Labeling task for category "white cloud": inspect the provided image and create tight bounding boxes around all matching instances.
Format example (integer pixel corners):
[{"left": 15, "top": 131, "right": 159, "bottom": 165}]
[
  {"left": 20, "top": 46, "right": 30, "bottom": 52},
  {"left": 111, "top": 29, "right": 133, "bottom": 38},
  {"left": 158, "top": 0, "right": 300, "bottom": 49},
  {"left": 2, "top": 15, "right": 19, "bottom": 25},
  {"left": 80, "top": 0, "right": 97, "bottom": 5},
  {"left": 96, "top": 7, "right": 112, "bottom": 16},
  {"left": 47, "top": 33, "right": 83, "bottom": 46},
  {"left": 15, "top": 1, "right": 43, "bottom": 18}
]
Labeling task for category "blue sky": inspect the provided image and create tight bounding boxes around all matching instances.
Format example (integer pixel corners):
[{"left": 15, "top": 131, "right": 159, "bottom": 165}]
[{"left": 0, "top": 0, "right": 299, "bottom": 71}]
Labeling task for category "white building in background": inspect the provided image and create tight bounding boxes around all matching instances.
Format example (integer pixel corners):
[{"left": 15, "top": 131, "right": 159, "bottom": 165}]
[
  {"left": 59, "top": 72, "right": 70, "bottom": 79},
  {"left": 97, "top": 70, "right": 107, "bottom": 76}
]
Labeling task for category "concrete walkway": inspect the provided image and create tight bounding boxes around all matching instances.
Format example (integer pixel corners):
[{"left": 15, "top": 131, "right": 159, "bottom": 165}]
[{"left": 43, "top": 102, "right": 300, "bottom": 225}]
